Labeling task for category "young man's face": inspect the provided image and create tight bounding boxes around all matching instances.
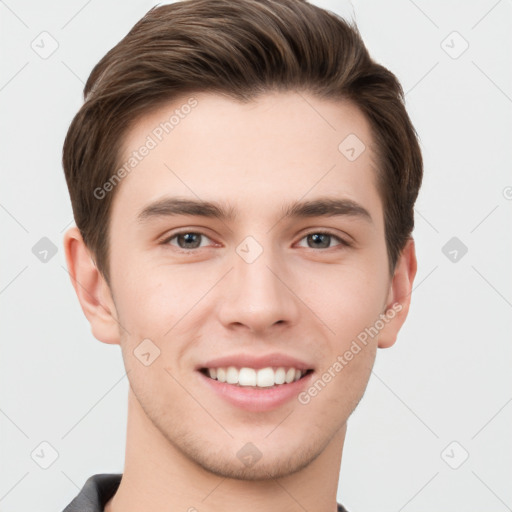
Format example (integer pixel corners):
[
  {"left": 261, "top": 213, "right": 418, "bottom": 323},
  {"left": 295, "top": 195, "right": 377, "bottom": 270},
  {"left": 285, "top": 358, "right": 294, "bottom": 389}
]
[{"left": 67, "top": 91, "right": 415, "bottom": 480}]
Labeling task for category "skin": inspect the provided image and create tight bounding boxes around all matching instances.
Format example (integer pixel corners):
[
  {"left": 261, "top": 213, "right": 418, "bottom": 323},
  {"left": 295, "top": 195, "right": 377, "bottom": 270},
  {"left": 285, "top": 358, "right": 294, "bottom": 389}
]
[{"left": 64, "top": 91, "right": 417, "bottom": 512}]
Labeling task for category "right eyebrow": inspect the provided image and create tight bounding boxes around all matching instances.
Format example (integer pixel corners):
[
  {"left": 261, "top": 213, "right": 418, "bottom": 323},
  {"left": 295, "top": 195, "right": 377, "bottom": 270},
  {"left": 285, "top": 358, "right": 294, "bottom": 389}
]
[{"left": 137, "top": 197, "right": 236, "bottom": 223}]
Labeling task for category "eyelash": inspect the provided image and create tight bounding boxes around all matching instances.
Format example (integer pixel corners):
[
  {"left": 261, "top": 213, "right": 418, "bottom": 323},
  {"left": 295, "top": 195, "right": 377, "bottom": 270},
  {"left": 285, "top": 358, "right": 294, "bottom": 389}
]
[{"left": 160, "top": 230, "right": 352, "bottom": 252}]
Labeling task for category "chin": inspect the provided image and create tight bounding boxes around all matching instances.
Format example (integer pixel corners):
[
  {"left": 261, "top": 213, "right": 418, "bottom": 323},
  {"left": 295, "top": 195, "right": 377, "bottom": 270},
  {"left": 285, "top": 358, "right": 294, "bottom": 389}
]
[
  {"left": 163, "top": 425, "right": 327, "bottom": 482},
  {"left": 193, "top": 446, "right": 320, "bottom": 481}
]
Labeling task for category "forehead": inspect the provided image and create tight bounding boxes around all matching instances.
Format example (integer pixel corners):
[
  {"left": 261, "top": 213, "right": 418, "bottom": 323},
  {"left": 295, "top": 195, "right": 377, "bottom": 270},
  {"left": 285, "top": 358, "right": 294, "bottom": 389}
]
[{"left": 110, "top": 91, "right": 383, "bottom": 228}]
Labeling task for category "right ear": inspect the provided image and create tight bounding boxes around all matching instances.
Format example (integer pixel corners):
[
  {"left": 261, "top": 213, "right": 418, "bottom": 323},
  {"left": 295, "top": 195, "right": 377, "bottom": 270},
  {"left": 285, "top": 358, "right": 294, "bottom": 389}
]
[{"left": 63, "top": 226, "right": 121, "bottom": 345}]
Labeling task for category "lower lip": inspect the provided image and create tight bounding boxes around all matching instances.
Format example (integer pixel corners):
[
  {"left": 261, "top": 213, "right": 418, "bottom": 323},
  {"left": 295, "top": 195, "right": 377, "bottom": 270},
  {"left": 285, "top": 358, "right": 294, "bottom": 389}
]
[{"left": 197, "top": 370, "right": 314, "bottom": 412}]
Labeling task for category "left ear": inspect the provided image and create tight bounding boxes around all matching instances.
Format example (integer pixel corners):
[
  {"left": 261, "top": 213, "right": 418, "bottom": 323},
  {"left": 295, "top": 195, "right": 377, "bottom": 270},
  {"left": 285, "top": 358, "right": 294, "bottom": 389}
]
[{"left": 377, "top": 237, "right": 418, "bottom": 349}]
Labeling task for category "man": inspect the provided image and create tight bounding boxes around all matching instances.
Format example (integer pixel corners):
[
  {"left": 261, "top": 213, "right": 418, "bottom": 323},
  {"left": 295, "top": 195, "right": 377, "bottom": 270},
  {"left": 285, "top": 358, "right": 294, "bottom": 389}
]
[{"left": 61, "top": 0, "right": 422, "bottom": 510}]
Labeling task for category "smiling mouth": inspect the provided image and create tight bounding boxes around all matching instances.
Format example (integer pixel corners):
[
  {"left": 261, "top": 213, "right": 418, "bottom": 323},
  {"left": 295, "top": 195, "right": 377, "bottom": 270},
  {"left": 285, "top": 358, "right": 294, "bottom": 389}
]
[{"left": 199, "top": 366, "right": 314, "bottom": 389}]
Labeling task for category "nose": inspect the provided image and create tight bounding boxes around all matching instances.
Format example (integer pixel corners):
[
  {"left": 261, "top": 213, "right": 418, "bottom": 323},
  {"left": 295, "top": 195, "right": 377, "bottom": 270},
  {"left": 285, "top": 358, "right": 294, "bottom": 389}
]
[{"left": 217, "top": 241, "right": 301, "bottom": 335}]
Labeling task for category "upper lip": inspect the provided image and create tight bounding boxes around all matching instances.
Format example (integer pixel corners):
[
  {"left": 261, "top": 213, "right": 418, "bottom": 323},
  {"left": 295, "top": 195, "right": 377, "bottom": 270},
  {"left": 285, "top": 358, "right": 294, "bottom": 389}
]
[{"left": 197, "top": 353, "right": 314, "bottom": 371}]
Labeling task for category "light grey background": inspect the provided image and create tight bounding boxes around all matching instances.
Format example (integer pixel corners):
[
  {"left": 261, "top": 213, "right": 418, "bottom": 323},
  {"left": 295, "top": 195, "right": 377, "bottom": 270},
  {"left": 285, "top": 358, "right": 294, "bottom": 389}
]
[{"left": 1, "top": 0, "right": 511, "bottom": 511}]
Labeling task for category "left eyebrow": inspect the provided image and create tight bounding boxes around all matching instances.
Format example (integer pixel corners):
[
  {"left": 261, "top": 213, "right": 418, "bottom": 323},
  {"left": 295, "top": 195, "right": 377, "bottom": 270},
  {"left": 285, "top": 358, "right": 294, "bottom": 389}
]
[
  {"left": 136, "top": 196, "right": 373, "bottom": 224},
  {"left": 281, "top": 197, "right": 373, "bottom": 224}
]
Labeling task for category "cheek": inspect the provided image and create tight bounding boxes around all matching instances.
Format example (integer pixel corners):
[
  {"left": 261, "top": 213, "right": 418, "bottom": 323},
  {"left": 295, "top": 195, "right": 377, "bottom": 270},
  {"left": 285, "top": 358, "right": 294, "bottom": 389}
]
[
  {"left": 110, "top": 256, "right": 190, "bottom": 331},
  {"left": 296, "top": 336, "right": 377, "bottom": 435},
  {"left": 297, "top": 262, "right": 388, "bottom": 341},
  {"left": 111, "top": 262, "right": 221, "bottom": 372}
]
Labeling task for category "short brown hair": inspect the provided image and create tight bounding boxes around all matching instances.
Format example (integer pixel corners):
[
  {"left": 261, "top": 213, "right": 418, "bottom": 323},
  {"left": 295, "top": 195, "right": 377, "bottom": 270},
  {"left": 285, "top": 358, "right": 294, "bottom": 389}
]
[{"left": 63, "top": 0, "right": 423, "bottom": 286}]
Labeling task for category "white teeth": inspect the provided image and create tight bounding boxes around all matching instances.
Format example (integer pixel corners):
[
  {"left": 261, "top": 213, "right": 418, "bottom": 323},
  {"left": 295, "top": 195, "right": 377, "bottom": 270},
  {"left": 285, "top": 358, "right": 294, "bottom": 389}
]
[
  {"left": 226, "top": 366, "right": 238, "bottom": 384},
  {"left": 204, "top": 366, "right": 308, "bottom": 387},
  {"left": 274, "top": 367, "right": 286, "bottom": 385},
  {"left": 216, "top": 367, "right": 226, "bottom": 383},
  {"left": 256, "top": 367, "right": 275, "bottom": 387},
  {"left": 238, "top": 367, "right": 257, "bottom": 386}
]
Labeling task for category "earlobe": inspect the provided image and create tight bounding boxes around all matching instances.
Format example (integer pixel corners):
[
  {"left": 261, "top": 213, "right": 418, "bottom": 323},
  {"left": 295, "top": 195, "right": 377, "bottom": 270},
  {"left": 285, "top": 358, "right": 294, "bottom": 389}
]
[
  {"left": 377, "top": 237, "right": 418, "bottom": 349},
  {"left": 63, "top": 226, "right": 121, "bottom": 345}
]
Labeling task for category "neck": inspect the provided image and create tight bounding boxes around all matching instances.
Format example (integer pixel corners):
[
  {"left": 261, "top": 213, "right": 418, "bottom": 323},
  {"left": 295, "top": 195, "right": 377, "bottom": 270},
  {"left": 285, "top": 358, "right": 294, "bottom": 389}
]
[{"left": 105, "top": 388, "right": 345, "bottom": 512}]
